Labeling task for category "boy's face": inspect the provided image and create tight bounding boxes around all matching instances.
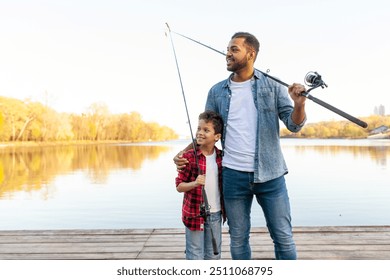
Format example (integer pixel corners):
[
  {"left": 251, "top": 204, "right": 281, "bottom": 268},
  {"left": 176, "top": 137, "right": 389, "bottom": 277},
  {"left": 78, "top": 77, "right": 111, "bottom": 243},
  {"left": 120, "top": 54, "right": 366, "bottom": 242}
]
[{"left": 196, "top": 119, "right": 221, "bottom": 146}]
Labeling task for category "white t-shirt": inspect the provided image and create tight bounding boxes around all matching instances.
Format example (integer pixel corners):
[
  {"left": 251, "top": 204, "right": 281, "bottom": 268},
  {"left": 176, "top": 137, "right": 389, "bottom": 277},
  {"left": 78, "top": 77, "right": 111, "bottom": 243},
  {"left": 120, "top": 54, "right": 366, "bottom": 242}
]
[
  {"left": 205, "top": 150, "right": 221, "bottom": 213},
  {"left": 222, "top": 79, "right": 257, "bottom": 172}
]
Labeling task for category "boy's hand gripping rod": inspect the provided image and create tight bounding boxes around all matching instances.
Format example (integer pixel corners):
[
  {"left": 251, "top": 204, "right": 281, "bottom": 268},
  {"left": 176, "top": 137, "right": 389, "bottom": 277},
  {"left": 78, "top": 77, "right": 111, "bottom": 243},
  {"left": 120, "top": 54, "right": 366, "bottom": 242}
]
[
  {"left": 166, "top": 23, "right": 219, "bottom": 256},
  {"left": 166, "top": 23, "right": 368, "bottom": 129}
]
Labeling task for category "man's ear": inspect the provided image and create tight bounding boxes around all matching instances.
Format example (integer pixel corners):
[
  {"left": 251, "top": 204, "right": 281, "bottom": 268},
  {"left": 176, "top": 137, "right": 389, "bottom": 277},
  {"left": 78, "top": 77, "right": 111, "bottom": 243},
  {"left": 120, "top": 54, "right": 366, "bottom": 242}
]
[{"left": 249, "top": 50, "right": 255, "bottom": 60}]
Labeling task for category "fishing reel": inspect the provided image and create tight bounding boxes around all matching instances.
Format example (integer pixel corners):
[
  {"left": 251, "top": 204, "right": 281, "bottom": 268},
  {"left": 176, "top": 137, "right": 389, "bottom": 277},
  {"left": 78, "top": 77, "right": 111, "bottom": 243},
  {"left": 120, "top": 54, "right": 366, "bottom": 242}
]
[
  {"left": 304, "top": 71, "right": 328, "bottom": 90},
  {"left": 199, "top": 202, "right": 211, "bottom": 218}
]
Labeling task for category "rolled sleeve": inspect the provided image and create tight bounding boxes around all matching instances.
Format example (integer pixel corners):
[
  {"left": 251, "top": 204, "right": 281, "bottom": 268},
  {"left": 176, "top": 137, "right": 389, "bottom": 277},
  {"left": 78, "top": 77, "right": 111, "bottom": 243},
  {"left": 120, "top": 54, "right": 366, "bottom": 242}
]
[{"left": 287, "top": 114, "right": 306, "bottom": 132}]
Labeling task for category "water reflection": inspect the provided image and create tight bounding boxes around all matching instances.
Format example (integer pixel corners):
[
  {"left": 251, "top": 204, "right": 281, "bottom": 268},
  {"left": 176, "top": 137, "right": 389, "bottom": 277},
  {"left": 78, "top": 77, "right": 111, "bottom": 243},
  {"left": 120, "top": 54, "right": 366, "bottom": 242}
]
[
  {"left": 0, "top": 140, "right": 389, "bottom": 229},
  {"left": 0, "top": 144, "right": 170, "bottom": 199},
  {"left": 1, "top": 141, "right": 389, "bottom": 199},
  {"left": 293, "top": 145, "right": 389, "bottom": 166}
]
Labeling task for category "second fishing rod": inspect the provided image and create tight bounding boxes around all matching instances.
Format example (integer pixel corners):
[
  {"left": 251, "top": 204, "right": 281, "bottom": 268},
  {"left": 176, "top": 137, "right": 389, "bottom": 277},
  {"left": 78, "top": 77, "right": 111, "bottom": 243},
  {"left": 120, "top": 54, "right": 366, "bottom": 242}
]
[{"left": 166, "top": 24, "right": 219, "bottom": 256}]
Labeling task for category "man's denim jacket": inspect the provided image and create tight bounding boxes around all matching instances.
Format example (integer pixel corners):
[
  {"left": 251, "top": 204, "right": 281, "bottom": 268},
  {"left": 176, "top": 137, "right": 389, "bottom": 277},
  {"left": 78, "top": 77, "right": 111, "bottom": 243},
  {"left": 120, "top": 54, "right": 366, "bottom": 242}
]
[{"left": 205, "top": 69, "right": 306, "bottom": 183}]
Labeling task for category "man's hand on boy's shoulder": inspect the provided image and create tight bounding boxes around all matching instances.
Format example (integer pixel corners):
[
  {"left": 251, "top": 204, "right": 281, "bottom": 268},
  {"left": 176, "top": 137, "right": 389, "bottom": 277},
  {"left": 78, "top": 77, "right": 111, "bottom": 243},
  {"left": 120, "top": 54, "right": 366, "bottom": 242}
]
[{"left": 173, "top": 151, "right": 189, "bottom": 171}]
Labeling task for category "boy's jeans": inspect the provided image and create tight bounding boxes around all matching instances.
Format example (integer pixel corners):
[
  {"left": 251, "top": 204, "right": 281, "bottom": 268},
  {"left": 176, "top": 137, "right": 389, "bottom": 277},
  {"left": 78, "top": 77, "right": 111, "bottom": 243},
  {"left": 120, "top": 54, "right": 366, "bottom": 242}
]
[
  {"left": 185, "top": 211, "right": 222, "bottom": 260},
  {"left": 223, "top": 167, "right": 297, "bottom": 260}
]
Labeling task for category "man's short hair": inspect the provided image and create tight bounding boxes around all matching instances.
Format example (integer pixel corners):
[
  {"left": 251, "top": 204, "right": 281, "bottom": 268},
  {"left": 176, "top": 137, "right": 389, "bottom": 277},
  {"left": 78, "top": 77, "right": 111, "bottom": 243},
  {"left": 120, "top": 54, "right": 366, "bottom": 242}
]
[{"left": 231, "top": 32, "right": 260, "bottom": 60}]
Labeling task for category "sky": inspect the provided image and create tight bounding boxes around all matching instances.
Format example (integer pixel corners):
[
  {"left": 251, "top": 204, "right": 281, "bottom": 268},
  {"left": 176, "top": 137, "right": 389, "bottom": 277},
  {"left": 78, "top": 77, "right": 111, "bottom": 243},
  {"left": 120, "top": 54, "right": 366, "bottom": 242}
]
[{"left": 0, "top": 0, "right": 389, "bottom": 137}]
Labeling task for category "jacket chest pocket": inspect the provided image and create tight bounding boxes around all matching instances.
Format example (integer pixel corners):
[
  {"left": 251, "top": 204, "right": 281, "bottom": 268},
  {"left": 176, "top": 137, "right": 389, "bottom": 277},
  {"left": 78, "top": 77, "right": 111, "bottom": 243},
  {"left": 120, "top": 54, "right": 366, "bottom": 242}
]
[{"left": 257, "top": 88, "right": 276, "bottom": 112}]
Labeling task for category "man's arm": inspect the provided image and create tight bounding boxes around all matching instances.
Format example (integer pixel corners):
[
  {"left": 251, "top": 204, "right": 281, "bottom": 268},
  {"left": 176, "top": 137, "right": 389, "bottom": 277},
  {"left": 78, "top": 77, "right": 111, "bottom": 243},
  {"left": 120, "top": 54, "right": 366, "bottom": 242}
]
[
  {"left": 288, "top": 83, "right": 307, "bottom": 125},
  {"left": 291, "top": 103, "right": 306, "bottom": 125}
]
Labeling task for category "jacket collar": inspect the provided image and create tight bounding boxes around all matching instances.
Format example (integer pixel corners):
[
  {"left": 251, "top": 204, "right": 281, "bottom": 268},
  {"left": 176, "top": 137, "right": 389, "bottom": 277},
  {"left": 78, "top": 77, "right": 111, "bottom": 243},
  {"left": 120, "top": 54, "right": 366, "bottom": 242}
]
[{"left": 224, "top": 69, "right": 261, "bottom": 88}]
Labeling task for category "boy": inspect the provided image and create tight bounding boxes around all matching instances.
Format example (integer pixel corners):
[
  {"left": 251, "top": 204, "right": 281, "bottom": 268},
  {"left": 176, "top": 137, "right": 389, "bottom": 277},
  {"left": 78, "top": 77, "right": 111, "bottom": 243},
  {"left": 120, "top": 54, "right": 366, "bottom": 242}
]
[{"left": 175, "top": 110, "right": 225, "bottom": 260}]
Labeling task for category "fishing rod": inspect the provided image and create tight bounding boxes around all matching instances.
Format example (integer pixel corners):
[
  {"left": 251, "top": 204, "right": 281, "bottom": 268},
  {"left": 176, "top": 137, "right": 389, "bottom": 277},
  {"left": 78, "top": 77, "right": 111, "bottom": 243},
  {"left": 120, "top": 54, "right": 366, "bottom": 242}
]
[
  {"left": 166, "top": 23, "right": 219, "bottom": 256},
  {"left": 168, "top": 27, "right": 368, "bottom": 129}
]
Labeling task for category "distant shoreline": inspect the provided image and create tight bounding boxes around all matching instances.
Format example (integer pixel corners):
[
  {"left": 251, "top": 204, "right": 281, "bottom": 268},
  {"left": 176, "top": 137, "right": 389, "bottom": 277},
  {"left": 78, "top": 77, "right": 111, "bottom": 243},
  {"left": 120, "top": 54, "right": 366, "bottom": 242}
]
[
  {"left": 1, "top": 137, "right": 389, "bottom": 149},
  {"left": 0, "top": 140, "right": 148, "bottom": 148}
]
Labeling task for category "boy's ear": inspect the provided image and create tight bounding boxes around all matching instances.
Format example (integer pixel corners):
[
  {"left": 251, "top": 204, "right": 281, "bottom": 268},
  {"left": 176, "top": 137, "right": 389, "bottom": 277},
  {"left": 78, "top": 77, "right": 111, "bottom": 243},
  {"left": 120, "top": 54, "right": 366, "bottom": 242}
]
[{"left": 214, "top": 133, "right": 221, "bottom": 142}]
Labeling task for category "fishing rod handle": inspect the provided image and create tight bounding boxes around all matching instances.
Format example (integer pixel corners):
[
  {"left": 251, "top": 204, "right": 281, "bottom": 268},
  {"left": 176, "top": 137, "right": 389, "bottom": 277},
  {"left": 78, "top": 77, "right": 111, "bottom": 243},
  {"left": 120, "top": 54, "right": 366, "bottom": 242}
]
[
  {"left": 204, "top": 207, "right": 219, "bottom": 256},
  {"left": 201, "top": 186, "right": 219, "bottom": 255},
  {"left": 211, "top": 233, "right": 219, "bottom": 255},
  {"left": 304, "top": 94, "right": 368, "bottom": 128}
]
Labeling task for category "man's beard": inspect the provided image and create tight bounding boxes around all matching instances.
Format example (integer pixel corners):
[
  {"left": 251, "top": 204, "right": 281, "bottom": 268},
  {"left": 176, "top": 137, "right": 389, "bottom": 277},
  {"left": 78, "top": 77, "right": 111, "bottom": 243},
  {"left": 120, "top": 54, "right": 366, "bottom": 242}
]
[{"left": 227, "top": 56, "right": 248, "bottom": 72}]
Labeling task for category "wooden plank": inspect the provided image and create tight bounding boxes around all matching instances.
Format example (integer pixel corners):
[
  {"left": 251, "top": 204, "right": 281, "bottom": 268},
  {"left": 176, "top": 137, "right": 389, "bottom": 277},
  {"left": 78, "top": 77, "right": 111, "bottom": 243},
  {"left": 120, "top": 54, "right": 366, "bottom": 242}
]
[
  {"left": 291, "top": 226, "right": 390, "bottom": 232},
  {"left": 0, "top": 253, "right": 139, "bottom": 260},
  {"left": 0, "top": 228, "right": 154, "bottom": 236},
  {"left": 1, "top": 226, "right": 387, "bottom": 235},
  {"left": 0, "top": 235, "right": 150, "bottom": 244},
  {"left": 0, "top": 243, "right": 145, "bottom": 254},
  {"left": 0, "top": 226, "right": 388, "bottom": 260}
]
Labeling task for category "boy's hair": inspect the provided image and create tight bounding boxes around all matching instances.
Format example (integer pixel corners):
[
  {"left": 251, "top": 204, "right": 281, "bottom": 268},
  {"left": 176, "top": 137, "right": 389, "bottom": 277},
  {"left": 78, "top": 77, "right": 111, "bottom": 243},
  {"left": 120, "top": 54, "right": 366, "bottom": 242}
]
[
  {"left": 198, "top": 110, "right": 223, "bottom": 135},
  {"left": 231, "top": 32, "right": 260, "bottom": 60}
]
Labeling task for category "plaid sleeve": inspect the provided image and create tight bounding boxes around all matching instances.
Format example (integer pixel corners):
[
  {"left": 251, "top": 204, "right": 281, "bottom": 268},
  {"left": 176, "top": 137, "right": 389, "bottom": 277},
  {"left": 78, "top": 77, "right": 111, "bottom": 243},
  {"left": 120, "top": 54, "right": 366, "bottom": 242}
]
[
  {"left": 175, "top": 152, "right": 193, "bottom": 187},
  {"left": 175, "top": 150, "right": 204, "bottom": 231}
]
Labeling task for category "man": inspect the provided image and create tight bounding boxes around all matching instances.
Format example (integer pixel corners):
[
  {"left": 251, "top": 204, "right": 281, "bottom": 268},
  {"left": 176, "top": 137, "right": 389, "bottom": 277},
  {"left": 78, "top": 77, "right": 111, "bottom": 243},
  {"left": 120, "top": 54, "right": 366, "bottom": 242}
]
[{"left": 174, "top": 32, "right": 306, "bottom": 259}]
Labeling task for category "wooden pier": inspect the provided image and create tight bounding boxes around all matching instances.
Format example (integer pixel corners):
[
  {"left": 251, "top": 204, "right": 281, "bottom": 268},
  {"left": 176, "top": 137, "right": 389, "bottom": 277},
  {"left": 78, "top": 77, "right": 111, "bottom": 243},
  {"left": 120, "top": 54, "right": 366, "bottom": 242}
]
[{"left": 0, "top": 226, "right": 389, "bottom": 260}]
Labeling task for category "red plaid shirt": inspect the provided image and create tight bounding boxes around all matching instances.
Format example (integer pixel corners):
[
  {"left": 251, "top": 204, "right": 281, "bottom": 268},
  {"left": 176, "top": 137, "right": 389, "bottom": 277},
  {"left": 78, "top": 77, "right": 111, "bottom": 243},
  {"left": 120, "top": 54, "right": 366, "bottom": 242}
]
[{"left": 175, "top": 146, "right": 224, "bottom": 231}]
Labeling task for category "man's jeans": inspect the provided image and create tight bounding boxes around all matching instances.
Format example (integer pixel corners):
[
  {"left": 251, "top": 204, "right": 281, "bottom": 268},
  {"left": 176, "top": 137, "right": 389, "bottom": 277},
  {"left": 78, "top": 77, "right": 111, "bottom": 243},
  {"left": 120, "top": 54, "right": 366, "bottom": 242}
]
[
  {"left": 185, "top": 211, "right": 222, "bottom": 260},
  {"left": 223, "top": 167, "right": 297, "bottom": 260}
]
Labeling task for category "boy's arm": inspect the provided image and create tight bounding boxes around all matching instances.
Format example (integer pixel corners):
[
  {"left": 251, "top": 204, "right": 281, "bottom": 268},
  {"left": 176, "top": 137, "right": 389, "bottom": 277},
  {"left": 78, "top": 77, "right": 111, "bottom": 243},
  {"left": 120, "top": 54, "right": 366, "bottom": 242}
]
[{"left": 176, "top": 175, "right": 205, "bottom": 193}]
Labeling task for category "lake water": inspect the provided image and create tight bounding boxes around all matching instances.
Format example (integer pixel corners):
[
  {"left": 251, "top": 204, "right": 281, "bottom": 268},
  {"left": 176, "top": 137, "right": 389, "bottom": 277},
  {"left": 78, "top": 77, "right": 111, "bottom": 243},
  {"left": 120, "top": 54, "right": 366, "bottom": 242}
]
[{"left": 0, "top": 139, "right": 389, "bottom": 230}]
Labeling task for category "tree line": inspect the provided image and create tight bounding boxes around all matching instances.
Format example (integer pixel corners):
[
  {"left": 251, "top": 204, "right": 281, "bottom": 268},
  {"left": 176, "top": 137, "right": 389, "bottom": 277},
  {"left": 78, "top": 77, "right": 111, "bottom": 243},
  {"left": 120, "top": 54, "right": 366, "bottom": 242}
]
[
  {"left": 0, "top": 96, "right": 178, "bottom": 142},
  {"left": 1, "top": 95, "right": 388, "bottom": 142},
  {"left": 281, "top": 115, "right": 390, "bottom": 138}
]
